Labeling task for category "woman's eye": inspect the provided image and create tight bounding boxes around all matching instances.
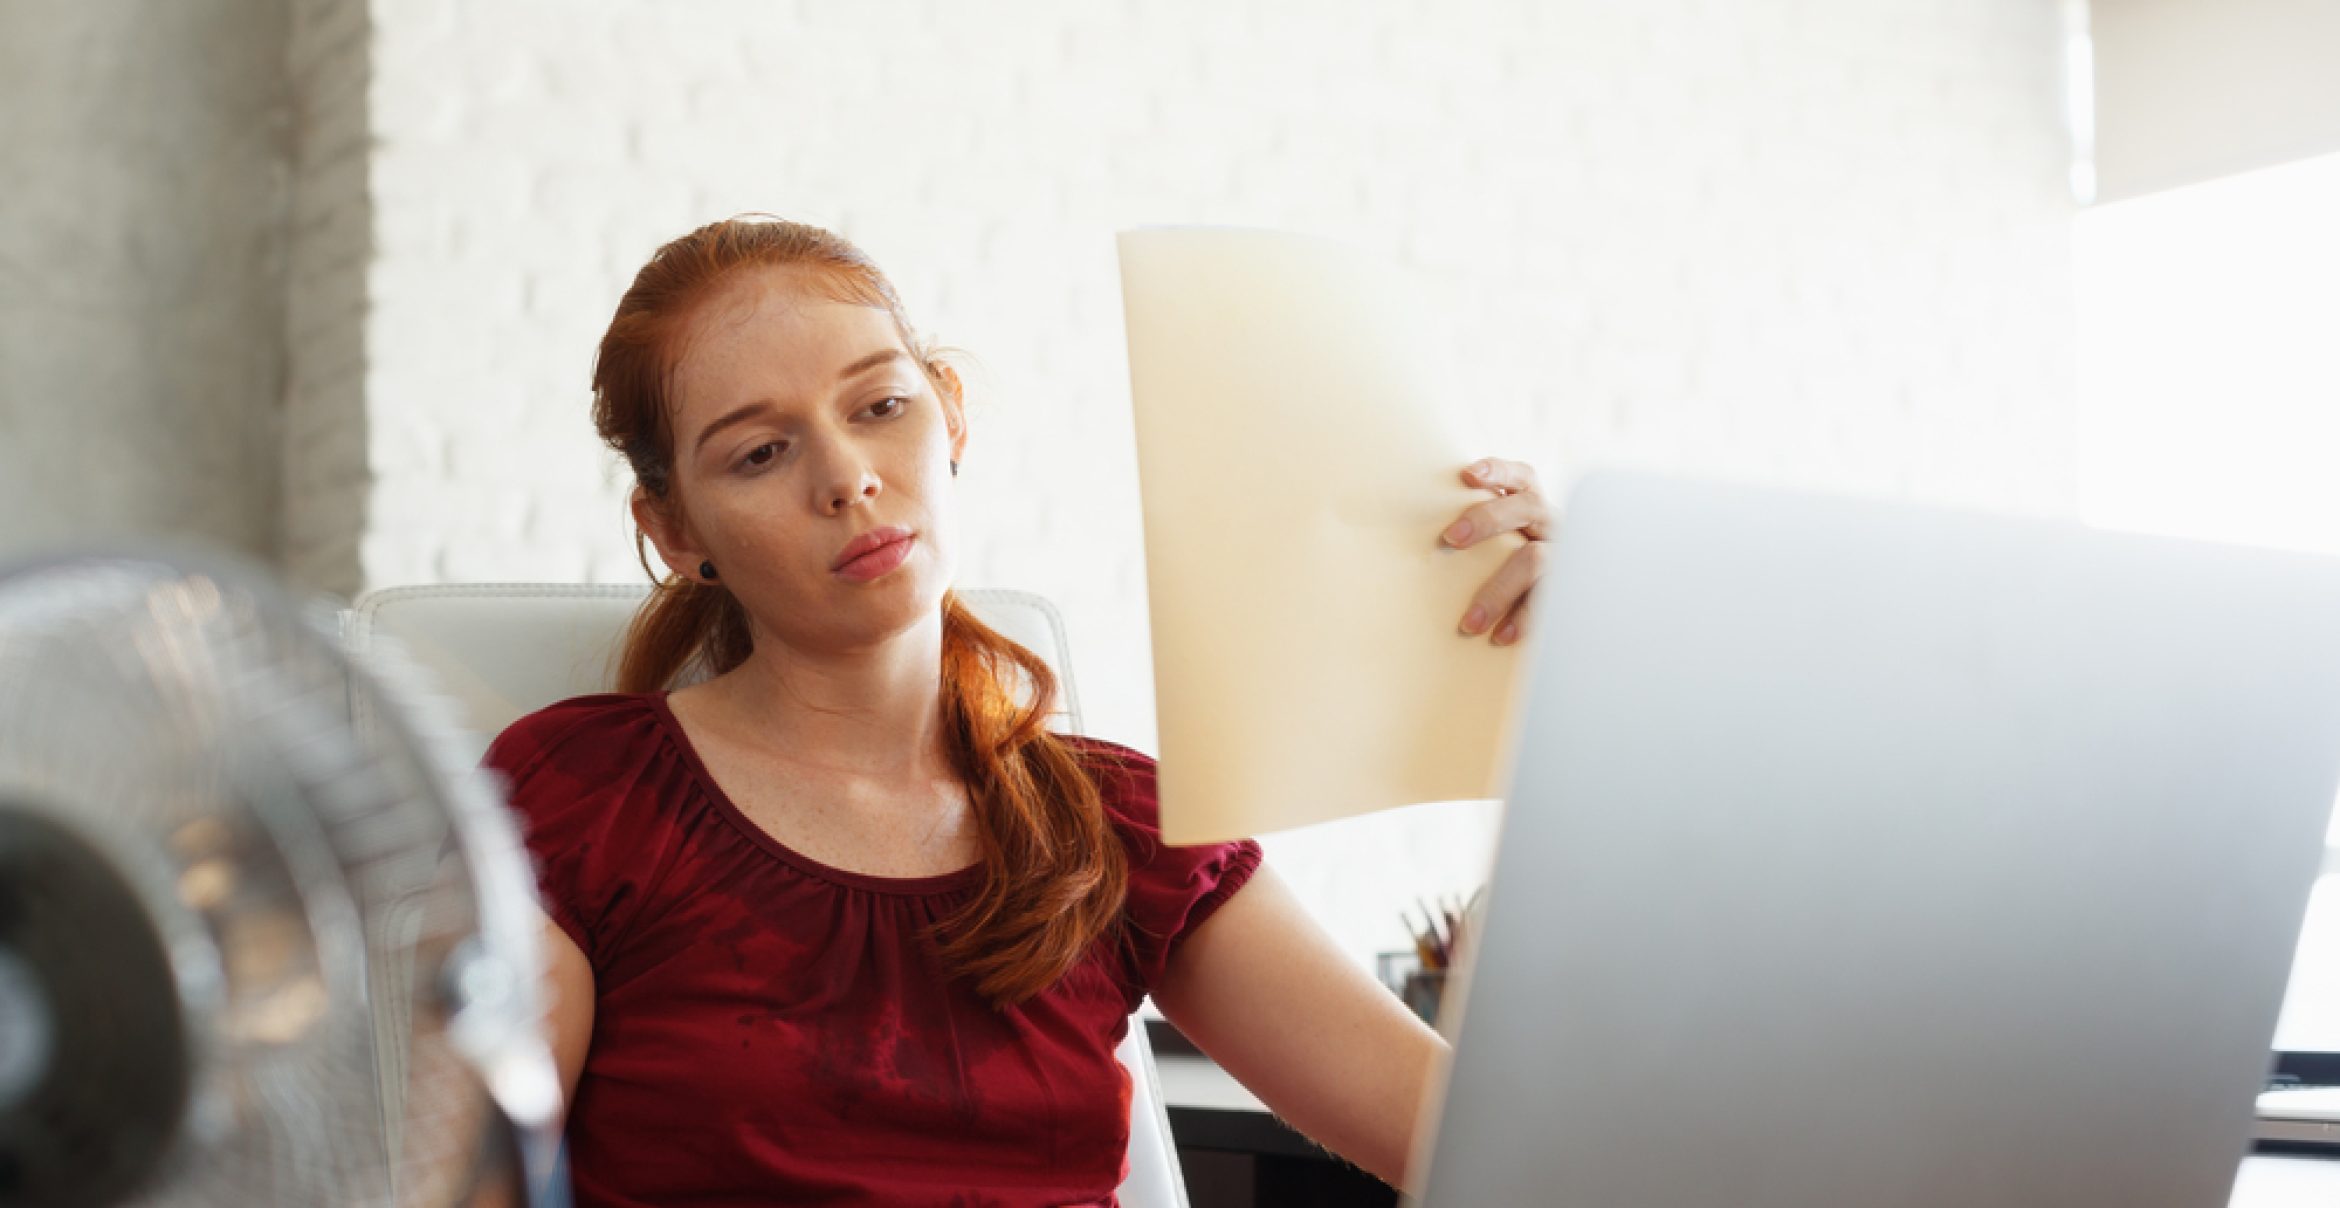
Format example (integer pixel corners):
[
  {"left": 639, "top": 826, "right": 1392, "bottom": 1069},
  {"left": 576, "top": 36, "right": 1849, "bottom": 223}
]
[
  {"left": 868, "top": 396, "right": 907, "bottom": 418},
  {"left": 741, "top": 442, "right": 782, "bottom": 470}
]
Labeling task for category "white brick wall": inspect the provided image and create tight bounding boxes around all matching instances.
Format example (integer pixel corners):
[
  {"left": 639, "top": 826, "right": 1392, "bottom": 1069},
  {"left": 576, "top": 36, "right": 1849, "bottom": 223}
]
[{"left": 338, "top": 0, "right": 2078, "bottom": 967}]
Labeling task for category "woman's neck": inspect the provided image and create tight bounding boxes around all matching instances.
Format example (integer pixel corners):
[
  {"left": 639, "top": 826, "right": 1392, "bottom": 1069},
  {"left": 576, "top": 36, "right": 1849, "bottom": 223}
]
[{"left": 689, "top": 609, "right": 955, "bottom": 786}]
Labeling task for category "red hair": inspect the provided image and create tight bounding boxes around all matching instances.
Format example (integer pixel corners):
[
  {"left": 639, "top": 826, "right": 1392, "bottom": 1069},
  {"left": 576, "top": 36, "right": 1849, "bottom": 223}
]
[{"left": 589, "top": 216, "right": 1127, "bottom": 1008}]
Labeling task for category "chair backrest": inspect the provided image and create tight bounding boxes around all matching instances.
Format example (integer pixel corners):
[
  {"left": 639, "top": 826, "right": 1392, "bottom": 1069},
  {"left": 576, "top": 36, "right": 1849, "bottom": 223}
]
[{"left": 343, "top": 582, "right": 1187, "bottom": 1208}]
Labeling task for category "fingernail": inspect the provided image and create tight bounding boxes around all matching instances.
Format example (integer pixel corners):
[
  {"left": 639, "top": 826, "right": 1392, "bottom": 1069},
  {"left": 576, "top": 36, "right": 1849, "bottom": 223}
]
[
  {"left": 1472, "top": 460, "right": 1492, "bottom": 477},
  {"left": 1444, "top": 519, "right": 1472, "bottom": 546},
  {"left": 1462, "top": 605, "right": 1488, "bottom": 634},
  {"left": 1495, "top": 621, "right": 1519, "bottom": 645}
]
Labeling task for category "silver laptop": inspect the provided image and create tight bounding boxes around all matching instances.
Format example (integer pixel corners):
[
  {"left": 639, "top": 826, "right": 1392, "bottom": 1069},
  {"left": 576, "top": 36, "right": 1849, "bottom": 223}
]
[{"left": 1410, "top": 471, "right": 2340, "bottom": 1207}]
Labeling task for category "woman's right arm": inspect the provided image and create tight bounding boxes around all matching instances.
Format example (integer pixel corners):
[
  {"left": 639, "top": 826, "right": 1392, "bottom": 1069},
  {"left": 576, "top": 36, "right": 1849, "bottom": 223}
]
[{"left": 539, "top": 909, "right": 595, "bottom": 1112}]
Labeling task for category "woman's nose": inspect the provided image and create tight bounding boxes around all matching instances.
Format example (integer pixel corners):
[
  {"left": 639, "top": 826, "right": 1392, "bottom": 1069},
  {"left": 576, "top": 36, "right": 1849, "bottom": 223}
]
[{"left": 823, "top": 463, "right": 880, "bottom": 514}]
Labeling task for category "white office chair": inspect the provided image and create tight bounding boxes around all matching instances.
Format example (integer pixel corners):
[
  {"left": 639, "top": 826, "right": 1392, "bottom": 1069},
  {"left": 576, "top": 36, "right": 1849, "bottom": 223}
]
[{"left": 341, "top": 582, "right": 1190, "bottom": 1208}]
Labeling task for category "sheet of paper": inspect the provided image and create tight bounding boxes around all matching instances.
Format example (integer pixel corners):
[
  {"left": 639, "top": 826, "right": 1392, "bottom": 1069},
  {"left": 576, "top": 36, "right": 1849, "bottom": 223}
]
[{"left": 1117, "top": 226, "right": 1533, "bottom": 845}]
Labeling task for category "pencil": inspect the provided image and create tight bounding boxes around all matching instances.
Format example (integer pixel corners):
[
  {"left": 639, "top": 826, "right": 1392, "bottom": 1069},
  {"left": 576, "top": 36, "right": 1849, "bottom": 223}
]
[
  {"left": 1416, "top": 896, "right": 1450, "bottom": 966},
  {"left": 1404, "top": 909, "right": 1438, "bottom": 968}
]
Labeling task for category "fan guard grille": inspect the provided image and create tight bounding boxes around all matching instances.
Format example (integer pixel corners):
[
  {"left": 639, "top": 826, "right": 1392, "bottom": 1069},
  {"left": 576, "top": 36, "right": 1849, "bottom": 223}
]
[{"left": 0, "top": 550, "right": 554, "bottom": 1207}]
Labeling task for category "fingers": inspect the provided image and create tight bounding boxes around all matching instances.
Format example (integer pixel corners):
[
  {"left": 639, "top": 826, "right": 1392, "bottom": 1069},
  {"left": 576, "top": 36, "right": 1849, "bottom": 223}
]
[
  {"left": 1460, "top": 457, "right": 1542, "bottom": 498},
  {"left": 1449, "top": 457, "right": 1553, "bottom": 647},
  {"left": 1457, "top": 540, "right": 1545, "bottom": 645},
  {"left": 1442, "top": 489, "right": 1555, "bottom": 548},
  {"left": 1488, "top": 588, "right": 1532, "bottom": 646}
]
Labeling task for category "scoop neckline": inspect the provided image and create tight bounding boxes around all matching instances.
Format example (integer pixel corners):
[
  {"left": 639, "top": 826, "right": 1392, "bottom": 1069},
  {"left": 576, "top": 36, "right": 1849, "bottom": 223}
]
[{"left": 646, "top": 689, "right": 987, "bottom": 897}]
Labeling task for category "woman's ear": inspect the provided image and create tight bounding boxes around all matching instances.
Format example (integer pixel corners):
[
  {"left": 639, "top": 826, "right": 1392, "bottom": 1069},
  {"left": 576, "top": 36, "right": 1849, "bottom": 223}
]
[
  {"left": 932, "top": 362, "right": 968, "bottom": 463},
  {"left": 631, "top": 488, "right": 706, "bottom": 581}
]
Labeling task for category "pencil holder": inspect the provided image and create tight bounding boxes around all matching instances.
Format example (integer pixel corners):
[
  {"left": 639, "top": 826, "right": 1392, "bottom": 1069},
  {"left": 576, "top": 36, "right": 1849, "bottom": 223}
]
[
  {"left": 1377, "top": 949, "right": 1449, "bottom": 1025},
  {"left": 1376, "top": 949, "right": 1421, "bottom": 996},
  {"left": 1400, "top": 968, "right": 1448, "bottom": 1025}
]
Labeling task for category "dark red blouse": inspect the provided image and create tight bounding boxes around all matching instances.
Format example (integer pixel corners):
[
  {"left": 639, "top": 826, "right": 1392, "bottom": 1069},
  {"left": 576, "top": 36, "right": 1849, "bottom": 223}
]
[{"left": 480, "top": 691, "right": 1263, "bottom": 1207}]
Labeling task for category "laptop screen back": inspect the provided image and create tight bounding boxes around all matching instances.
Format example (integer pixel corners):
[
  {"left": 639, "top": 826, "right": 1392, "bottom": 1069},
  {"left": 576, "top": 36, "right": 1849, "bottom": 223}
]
[{"left": 1413, "top": 472, "right": 2340, "bottom": 1207}]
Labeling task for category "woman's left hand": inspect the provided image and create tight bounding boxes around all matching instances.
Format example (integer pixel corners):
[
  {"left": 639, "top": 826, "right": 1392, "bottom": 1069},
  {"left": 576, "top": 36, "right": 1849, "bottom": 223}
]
[{"left": 1443, "top": 457, "right": 1557, "bottom": 647}]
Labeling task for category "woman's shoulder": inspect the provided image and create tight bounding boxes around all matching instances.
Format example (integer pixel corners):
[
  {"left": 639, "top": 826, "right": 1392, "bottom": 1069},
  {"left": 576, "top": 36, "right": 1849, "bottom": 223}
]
[
  {"left": 1052, "top": 732, "right": 1159, "bottom": 821},
  {"left": 1052, "top": 733, "right": 1264, "bottom": 994},
  {"left": 1052, "top": 732, "right": 1258, "bottom": 861},
  {"left": 1053, "top": 732, "right": 1154, "bottom": 775},
  {"left": 480, "top": 691, "right": 668, "bottom": 788},
  {"left": 480, "top": 693, "right": 686, "bottom": 968}
]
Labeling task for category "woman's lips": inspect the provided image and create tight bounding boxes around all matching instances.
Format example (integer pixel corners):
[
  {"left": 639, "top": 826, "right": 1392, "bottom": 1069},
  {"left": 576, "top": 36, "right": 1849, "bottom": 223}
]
[{"left": 833, "top": 532, "right": 913, "bottom": 582}]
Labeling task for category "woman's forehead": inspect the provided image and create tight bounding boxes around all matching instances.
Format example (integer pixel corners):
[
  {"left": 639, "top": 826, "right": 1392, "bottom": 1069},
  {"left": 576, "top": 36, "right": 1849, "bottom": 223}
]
[{"left": 670, "top": 269, "right": 905, "bottom": 418}]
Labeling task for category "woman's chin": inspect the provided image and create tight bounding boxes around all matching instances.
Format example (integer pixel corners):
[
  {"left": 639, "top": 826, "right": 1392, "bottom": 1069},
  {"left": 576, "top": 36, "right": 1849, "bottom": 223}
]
[{"left": 836, "top": 547, "right": 955, "bottom": 607}]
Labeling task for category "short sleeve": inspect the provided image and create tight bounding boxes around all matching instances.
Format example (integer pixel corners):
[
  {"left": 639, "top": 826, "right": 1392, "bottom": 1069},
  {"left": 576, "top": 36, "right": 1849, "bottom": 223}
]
[
  {"left": 479, "top": 695, "right": 673, "bottom": 969},
  {"left": 1069, "top": 736, "right": 1266, "bottom": 1003}
]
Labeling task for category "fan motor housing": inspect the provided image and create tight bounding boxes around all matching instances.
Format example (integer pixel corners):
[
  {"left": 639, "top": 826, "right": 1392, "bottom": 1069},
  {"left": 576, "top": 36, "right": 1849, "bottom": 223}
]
[{"left": 0, "top": 804, "right": 191, "bottom": 1207}]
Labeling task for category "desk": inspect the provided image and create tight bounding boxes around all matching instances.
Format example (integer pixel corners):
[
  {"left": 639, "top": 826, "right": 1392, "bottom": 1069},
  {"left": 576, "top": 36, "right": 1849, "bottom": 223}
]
[{"left": 1153, "top": 1052, "right": 2340, "bottom": 1207}]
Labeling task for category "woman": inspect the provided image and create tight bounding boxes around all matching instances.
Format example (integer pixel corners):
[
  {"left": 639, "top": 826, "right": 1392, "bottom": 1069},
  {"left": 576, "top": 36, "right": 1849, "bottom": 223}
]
[{"left": 483, "top": 216, "right": 1557, "bottom": 1206}]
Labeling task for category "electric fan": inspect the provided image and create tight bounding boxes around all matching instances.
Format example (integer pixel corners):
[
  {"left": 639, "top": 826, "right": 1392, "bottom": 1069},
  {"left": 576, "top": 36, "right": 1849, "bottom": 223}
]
[{"left": 0, "top": 547, "right": 564, "bottom": 1207}]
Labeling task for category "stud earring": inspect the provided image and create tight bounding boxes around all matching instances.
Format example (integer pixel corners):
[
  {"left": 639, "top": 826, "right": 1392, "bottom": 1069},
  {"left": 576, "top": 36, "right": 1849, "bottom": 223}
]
[{"left": 699, "top": 560, "right": 717, "bottom": 581}]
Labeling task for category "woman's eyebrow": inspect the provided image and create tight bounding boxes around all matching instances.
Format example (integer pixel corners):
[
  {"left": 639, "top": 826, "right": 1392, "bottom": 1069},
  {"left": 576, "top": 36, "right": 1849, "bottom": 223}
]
[
  {"left": 692, "top": 349, "right": 911, "bottom": 455},
  {"left": 693, "top": 401, "right": 777, "bottom": 456},
  {"left": 836, "top": 348, "right": 908, "bottom": 380}
]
